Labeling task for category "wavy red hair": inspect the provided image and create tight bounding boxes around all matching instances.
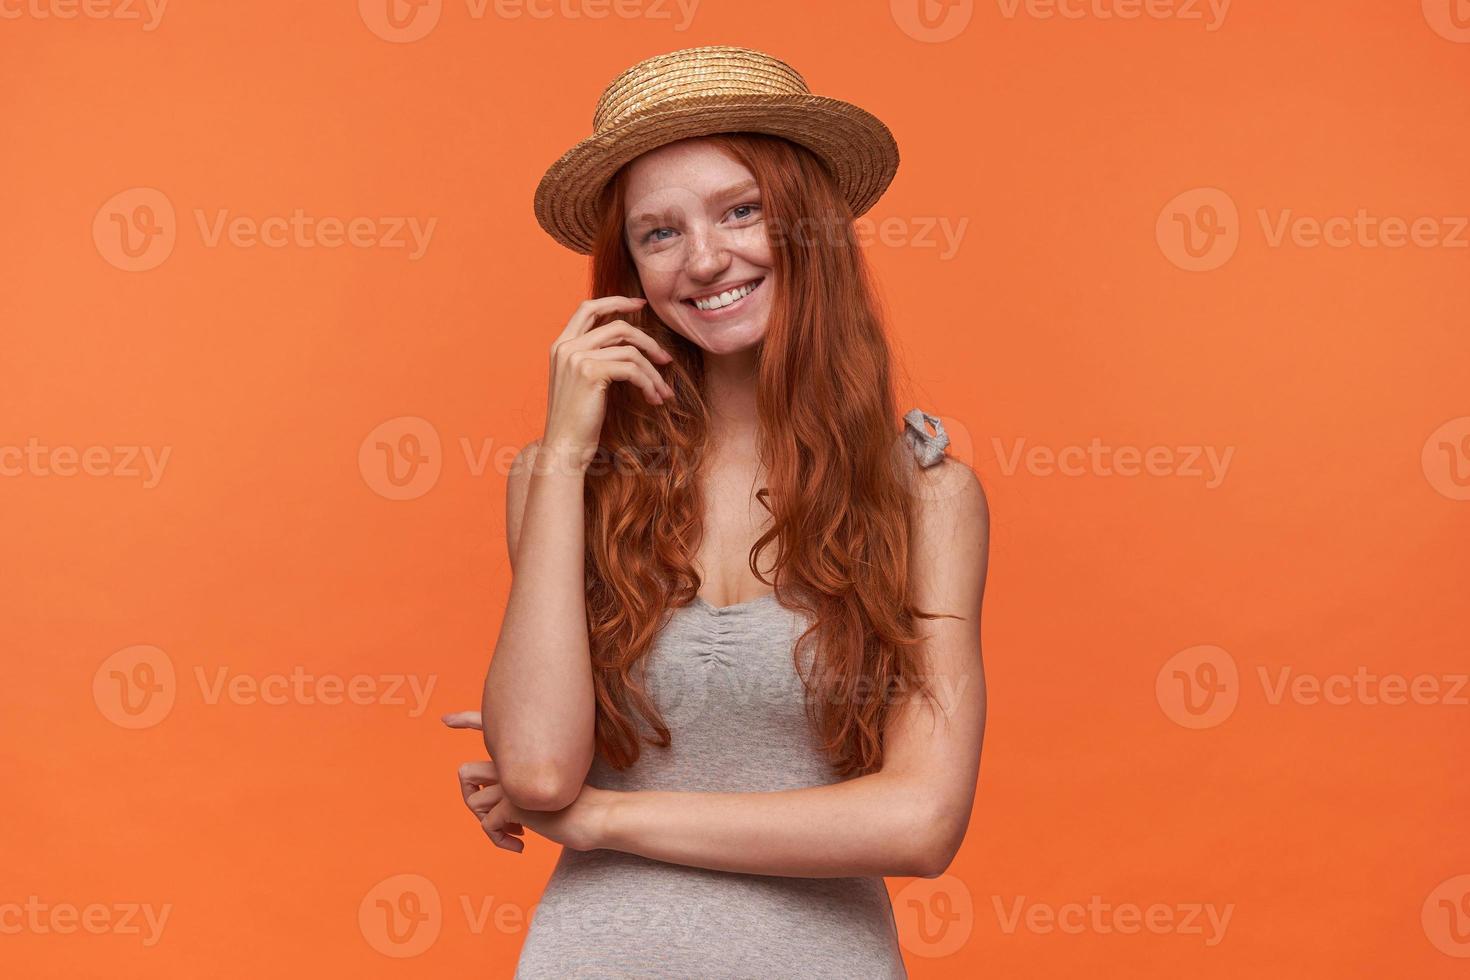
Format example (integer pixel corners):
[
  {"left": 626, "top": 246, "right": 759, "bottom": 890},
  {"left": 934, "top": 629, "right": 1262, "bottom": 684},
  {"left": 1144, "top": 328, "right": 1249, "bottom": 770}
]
[{"left": 581, "top": 132, "right": 952, "bottom": 778}]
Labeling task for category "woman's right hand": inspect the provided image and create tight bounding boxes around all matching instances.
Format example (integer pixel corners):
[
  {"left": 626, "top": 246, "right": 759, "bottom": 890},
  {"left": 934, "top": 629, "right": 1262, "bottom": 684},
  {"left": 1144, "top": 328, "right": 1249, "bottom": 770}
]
[{"left": 543, "top": 295, "right": 675, "bottom": 462}]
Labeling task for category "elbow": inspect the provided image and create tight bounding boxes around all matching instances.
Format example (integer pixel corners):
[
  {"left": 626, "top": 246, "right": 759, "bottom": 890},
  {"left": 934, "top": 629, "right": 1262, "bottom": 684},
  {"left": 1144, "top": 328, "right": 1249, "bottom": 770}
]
[
  {"left": 907, "top": 839, "right": 957, "bottom": 880},
  {"left": 479, "top": 720, "right": 590, "bottom": 811},
  {"left": 907, "top": 808, "right": 967, "bottom": 879},
  {"left": 912, "top": 846, "right": 958, "bottom": 880},
  {"left": 496, "top": 759, "right": 587, "bottom": 812}
]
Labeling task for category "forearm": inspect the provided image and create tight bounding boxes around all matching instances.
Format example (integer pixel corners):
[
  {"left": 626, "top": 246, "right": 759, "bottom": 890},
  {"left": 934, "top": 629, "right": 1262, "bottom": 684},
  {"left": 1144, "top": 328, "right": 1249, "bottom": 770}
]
[
  {"left": 598, "top": 771, "right": 949, "bottom": 879},
  {"left": 483, "top": 444, "right": 596, "bottom": 808}
]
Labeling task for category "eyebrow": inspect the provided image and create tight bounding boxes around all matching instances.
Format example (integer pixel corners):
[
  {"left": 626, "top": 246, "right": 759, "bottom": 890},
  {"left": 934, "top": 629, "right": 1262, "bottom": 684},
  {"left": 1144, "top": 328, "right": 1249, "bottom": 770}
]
[{"left": 625, "top": 179, "right": 761, "bottom": 229}]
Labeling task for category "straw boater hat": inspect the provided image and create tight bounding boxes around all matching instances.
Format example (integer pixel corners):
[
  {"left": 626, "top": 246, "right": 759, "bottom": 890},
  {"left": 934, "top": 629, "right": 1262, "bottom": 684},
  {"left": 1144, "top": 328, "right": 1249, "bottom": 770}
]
[{"left": 532, "top": 45, "right": 901, "bottom": 255}]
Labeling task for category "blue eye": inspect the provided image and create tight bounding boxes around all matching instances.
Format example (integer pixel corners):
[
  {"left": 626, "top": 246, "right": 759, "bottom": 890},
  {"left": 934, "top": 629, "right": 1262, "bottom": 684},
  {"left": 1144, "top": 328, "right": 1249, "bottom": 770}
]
[{"left": 641, "top": 204, "right": 760, "bottom": 245}]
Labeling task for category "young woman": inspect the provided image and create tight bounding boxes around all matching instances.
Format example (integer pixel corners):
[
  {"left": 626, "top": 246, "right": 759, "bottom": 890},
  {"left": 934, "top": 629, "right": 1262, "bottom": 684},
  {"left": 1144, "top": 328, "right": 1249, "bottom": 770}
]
[{"left": 444, "top": 45, "right": 990, "bottom": 978}]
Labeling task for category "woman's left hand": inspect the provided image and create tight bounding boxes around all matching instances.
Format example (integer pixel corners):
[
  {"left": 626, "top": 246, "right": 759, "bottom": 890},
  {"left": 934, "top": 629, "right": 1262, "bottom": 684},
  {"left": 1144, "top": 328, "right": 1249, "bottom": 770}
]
[{"left": 443, "top": 709, "right": 614, "bottom": 854}]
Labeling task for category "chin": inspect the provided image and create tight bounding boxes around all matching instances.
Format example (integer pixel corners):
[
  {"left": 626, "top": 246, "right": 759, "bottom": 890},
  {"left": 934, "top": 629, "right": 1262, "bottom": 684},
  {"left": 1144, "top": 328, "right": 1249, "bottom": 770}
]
[
  {"left": 655, "top": 306, "right": 770, "bottom": 353},
  {"left": 701, "top": 327, "right": 766, "bottom": 354}
]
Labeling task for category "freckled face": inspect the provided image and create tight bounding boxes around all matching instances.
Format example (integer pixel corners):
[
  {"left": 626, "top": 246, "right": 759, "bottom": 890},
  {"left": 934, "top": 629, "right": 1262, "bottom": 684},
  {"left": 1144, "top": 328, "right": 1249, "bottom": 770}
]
[{"left": 622, "top": 139, "right": 775, "bottom": 355}]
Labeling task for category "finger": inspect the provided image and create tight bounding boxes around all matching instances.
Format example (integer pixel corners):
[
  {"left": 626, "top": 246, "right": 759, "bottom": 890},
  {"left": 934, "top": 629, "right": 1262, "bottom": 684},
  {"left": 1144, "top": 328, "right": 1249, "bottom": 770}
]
[
  {"left": 482, "top": 802, "right": 526, "bottom": 852},
  {"left": 481, "top": 817, "right": 520, "bottom": 851},
  {"left": 558, "top": 296, "right": 648, "bottom": 344},
  {"left": 583, "top": 318, "right": 675, "bottom": 365},
  {"left": 441, "top": 710, "right": 484, "bottom": 731},
  {"left": 551, "top": 319, "right": 675, "bottom": 396},
  {"left": 466, "top": 783, "right": 504, "bottom": 817},
  {"left": 490, "top": 830, "right": 524, "bottom": 853},
  {"left": 580, "top": 348, "right": 671, "bottom": 405},
  {"left": 457, "top": 761, "right": 498, "bottom": 803}
]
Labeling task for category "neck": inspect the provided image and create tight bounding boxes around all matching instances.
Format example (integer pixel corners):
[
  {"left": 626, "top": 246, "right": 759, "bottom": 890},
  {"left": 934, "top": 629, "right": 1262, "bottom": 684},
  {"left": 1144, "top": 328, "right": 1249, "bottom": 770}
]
[{"left": 701, "top": 346, "right": 760, "bottom": 453}]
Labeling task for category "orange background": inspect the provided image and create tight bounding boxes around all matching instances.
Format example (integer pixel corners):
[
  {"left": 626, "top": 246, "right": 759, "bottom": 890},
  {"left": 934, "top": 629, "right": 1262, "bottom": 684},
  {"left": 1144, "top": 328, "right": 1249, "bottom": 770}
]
[{"left": 3, "top": 1, "right": 1468, "bottom": 977}]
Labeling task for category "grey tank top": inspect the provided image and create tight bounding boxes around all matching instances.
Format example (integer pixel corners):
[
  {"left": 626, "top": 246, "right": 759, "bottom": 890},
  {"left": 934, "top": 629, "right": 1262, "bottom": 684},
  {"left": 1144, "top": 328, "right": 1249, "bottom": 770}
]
[{"left": 513, "top": 412, "right": 948, "bottom": 979}]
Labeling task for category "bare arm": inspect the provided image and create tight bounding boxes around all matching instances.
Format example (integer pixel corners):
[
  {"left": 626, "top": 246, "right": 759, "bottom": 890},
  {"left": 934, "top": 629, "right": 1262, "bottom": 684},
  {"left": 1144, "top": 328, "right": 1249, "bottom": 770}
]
[
  {"left": 593, "top": 459, "right": 990, "bottom": 878},
  {"left": 479, "top": 438, "right": 597, "bottom": 811},
  {"left": 478, "top": 295, "right": 672, "bottom": 813},
  {"left": 601, "top": 771, "right": 950, "bottom": 878}
]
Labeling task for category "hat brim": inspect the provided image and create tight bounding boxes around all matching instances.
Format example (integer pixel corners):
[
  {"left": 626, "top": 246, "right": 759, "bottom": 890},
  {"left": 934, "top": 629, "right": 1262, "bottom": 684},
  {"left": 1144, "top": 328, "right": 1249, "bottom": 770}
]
[{"left": 533, "top": 94, "right": 900, "bottom": 255}]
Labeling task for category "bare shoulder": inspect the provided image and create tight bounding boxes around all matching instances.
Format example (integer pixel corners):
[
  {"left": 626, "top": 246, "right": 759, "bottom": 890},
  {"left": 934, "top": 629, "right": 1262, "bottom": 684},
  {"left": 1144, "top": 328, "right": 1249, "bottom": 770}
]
[
  {"left": 907, "top": 454, "right": 990, "bottom": 617},
  {"left": 897, "top": 409, "right": 987, "bottom": 538},
  {"left": 910, "top": 455, "right": 990, "bottom": 540}
]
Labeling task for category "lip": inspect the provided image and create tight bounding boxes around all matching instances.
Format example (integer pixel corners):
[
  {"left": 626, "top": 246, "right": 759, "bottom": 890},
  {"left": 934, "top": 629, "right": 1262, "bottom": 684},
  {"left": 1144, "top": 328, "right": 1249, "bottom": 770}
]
[{"left": 682, "top": 277, "right": 765, "bottom": 318}]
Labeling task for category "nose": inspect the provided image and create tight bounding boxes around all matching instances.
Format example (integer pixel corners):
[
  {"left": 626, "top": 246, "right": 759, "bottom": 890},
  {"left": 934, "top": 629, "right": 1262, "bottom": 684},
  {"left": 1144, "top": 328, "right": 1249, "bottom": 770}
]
[{"left": 683, "top": 222, "right": 733, "bottom": 282}]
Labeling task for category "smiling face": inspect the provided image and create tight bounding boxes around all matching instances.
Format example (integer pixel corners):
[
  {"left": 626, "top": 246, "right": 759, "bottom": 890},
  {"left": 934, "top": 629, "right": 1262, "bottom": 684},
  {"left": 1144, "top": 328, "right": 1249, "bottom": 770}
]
[{"left": 621, "top": 138, "right": 775, "bottom": 356}]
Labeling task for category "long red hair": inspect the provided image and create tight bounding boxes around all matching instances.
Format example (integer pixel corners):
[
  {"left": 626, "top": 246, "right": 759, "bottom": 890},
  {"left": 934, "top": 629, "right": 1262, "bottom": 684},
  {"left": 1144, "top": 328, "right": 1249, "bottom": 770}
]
[{"left": 581, "top": 132, "right": 950, "bottom": 778}]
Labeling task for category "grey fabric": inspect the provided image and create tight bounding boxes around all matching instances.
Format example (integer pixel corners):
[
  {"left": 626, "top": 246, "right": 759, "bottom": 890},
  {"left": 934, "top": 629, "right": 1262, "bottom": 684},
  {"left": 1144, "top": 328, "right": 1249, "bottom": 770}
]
[
  {"left": 902, "top": 408, "right": 950, "bottom": 468},
  {"left": 512, "top": 593, "right": 909, "bottom": 979},
  {"left": 513, "top": 418, "right": 946, "bottom": 977}
]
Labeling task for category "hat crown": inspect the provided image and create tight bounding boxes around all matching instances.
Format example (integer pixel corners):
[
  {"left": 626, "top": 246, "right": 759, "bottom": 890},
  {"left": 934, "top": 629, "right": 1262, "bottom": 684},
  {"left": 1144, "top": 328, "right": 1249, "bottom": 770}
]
[{"left": 592, "top": 45, "right": 811, "bottom": 133}]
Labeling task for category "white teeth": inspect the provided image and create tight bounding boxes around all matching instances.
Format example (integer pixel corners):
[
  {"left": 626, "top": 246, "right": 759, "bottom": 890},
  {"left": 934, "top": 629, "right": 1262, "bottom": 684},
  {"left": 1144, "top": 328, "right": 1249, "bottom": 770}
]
[{"left": 693, "top": 279, "right": 760, "bottom": 311}]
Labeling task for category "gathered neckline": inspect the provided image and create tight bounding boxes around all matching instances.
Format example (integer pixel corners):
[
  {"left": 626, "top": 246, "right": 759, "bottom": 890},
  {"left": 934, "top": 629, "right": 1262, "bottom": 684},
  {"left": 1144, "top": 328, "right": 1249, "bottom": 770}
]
[{"left": 690, "top": 591, "right": 779, "bottom": 613}]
